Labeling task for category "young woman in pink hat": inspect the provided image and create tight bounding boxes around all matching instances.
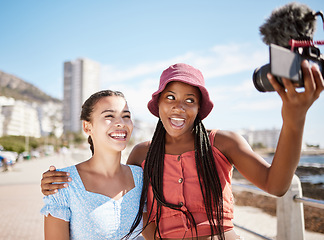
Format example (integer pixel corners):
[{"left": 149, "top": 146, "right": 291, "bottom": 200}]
[{"left": 41, "top": 61, "right": 323, "bottom": 239}]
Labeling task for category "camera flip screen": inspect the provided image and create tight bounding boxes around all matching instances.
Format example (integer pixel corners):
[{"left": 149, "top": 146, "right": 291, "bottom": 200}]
[{"left": 270, "top": 44, "right": 302, "bottom": 82}]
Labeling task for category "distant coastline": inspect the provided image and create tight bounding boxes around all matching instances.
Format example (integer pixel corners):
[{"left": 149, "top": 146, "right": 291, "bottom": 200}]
[
  {"left": 301, "top": 149, "right": 324, "bottom": 156},
  {"left": 255, "top": 148, "right": 324, "bottom": 157}
]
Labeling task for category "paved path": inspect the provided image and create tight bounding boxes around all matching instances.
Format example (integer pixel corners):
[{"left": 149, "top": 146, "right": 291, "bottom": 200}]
[
  {"left": 0, "top": 151, "right": 85, "bottom": 240},
  {"left": 0, "top": 151, "right": 323, "bottom": 240}
]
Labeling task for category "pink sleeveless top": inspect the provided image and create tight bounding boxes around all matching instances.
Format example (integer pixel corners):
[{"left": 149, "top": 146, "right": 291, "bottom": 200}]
[{"left": 142, "top": 129, "right": 234, "bottom": 238}]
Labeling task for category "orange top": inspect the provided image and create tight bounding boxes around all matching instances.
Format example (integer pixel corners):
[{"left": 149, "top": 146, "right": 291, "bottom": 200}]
[{"left": 142, "top": 129, "right": 234, "bottom": 238}]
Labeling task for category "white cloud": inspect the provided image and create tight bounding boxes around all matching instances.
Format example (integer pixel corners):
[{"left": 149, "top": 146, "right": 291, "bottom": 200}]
[
  {"left": 102, "top": 77, "right": 157, "bottom": 122},
  {"left": 100, "top": 42, "right": 268, "bottom": 85},
  {"left": 232, "top": 98, "right": 281, "bottom": 111},
  {"left": 207, "top": 78, "right": 281, "bottom": 112},
  {"left": 201, "top": 43, "right": 268, "bottom": 79},
  {"left": 100, "top": 42, "right": 274, "bottom": 120},
  {"left": 100, "top": 52, "right": 199, "bottom": 84}
]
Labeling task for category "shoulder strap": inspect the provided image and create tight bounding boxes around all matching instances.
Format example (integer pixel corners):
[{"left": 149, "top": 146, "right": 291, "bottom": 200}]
[{"left": 129, "top": 165, "right": 143, "bottom": 186}]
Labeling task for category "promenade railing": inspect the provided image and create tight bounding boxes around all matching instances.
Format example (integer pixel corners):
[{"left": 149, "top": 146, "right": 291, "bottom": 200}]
[{"left": 232, "top": 174, "right": 324, "bottom": 240}]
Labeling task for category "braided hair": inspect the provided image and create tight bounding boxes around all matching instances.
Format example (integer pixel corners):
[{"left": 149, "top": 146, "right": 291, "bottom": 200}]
[
  {"left": 80, "top": 90, "right": 125, "bottom": 155},
  {"left": 126, "top": 118, "right": 225, "bottom": 240}
]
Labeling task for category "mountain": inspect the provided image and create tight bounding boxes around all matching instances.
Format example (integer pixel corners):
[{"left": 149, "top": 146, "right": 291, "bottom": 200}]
[{"left": 0, "top": 70, "right": 61, "bottom": 103}]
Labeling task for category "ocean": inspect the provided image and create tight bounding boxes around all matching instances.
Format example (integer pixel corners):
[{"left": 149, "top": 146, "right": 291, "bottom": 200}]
[
  {"left": 265, "top": 155, "right": 324, "bottom": 185},
  {"left": 298, "top": 155, "right": 324, "bottom": 168},
  {"left": 299, "top": 155, "right": 324, "bottom": 185}
]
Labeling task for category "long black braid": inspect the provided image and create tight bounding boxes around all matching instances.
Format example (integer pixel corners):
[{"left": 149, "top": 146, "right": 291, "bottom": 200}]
[
  {"left": 193, "top": 118, "right": 224, "bottom": 239},
  {"left": 125, "top": 118, "right": 224, "bottom": 240}
]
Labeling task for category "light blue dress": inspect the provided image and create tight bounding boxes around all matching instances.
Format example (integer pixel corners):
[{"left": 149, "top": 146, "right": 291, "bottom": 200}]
[{"left": 41, "top": 165, "right": 143, "bottom": 239}]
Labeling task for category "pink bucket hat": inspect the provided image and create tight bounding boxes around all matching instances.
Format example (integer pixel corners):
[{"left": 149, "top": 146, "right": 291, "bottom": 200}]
[{"left": 147, "top": 63, "right": 214, "bottom": 120}]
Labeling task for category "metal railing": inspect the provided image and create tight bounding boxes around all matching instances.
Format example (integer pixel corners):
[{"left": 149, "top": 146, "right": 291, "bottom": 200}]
[
  {"left": 232, "top": 174, "right": 324, "bottom": 240},
  {"left": 294, "top": 195, "right": 324, "bottom": 209}
]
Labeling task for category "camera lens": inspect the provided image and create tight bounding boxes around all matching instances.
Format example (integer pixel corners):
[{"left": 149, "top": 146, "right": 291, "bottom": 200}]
[{"left": 253, "top": 64, "right": 275, "bottom": 92}]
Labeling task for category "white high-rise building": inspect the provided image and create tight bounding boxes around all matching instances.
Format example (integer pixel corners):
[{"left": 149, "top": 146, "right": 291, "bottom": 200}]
[
  {"left": 0, "top": 96, "right": 15, "bottom": 137},
  {"left": 63, "top": 58, "right": 100, "bottom": 133},
  {"left": 0, "top": 96, "right": 63, "bottom": 139},
  {"left": 1, "top": 100, "right": 41, "bottom": 138}
]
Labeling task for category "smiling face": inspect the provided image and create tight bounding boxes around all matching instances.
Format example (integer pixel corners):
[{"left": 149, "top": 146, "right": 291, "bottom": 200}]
[
  {"left": 158, "top": 81, "right": 201, "bottom": 139},
  {"left": 83, "top": 96, "right": 133, "bottom": 153}
]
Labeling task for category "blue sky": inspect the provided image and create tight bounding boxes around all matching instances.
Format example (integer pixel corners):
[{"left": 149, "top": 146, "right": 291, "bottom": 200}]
[{"left": 1, "top": 0, "right": 324, "bottom": 146}]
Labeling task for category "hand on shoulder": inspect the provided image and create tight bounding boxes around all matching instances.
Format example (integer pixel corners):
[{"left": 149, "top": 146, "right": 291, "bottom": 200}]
[{"left": 41, "top": 166, "right": 71, "bottom": 196}]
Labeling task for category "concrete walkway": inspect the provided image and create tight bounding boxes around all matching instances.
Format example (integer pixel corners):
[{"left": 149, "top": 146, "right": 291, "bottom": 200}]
[
  {"left": 0, "top": 151, "right": 323, "bottom": 240},
  {"left": 0, "top": 151, "right": 83, "bottom": 240}
]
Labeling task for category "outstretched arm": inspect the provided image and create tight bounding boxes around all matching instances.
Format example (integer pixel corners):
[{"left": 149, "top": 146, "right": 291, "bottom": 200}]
[
  {"left": 218, "top": 60, "right": 323, "bottom": 196},
  {"left": 265, "top": 60, "right": 323, "bottom": 195}
]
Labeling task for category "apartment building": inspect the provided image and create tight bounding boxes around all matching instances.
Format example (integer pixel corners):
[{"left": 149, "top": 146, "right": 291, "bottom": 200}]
[
  {"left": 0, "top": 96, "right": 15, "bottom": 136},
  {"left": 1, "top": 100, "right": 41, "bottom": 137},
  {"left": 0, "top": 96, "right": 63, "bottom": 138},
  {"left": 63, "top": 58, "right": 100, "bottom": 133}
]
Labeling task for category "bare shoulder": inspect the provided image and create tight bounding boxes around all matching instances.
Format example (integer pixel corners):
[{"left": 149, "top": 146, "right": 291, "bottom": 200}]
[
  {"left": 213, "top": 129, "right": 251, "bottom": 162},
  {"left": 127, "top": 141, "right": 151, "bottom": 167},
  {"left": 214, "top": 130, "right": 244, "bottom": 147}
]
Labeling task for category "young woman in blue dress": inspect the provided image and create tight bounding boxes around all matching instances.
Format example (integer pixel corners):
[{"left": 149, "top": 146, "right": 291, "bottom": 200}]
[{"left": 41, "top": 90, "right": 143, "bottom": 239}]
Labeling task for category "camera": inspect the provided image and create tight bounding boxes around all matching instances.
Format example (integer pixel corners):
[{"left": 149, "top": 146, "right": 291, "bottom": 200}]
[{"left": 253, "top": 43, "right": 324, "bottom": 92}]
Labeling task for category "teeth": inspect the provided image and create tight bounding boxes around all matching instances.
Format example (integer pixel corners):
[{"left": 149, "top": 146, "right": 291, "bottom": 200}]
[
  {"left": 171, "top": 118, "right": 184, "bottom": 121},
  {"left": 110, "top": 132, "right": 126, "bottom": 138},
  {"left": 170, "top": 118, "right": 185, "bottom": 127}
]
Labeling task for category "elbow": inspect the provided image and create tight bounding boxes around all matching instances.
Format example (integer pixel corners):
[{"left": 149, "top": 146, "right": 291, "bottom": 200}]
[
  {"left": 273, "top": 188, "right": 290, "bottom": 197},
  {"left": 267, "top": 190, "right": 286, "bottom": 198},
  {"left": 273, "top": 191, "right": 286, "bottom": 198},
  {"left": 266, "top": 185, "right": 289, "bottom": 197}
]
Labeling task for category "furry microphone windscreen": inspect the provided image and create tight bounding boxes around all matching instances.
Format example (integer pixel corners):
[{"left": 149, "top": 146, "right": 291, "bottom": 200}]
[{"left": 259, "top": 2, "right": 317, "bottom": 48}]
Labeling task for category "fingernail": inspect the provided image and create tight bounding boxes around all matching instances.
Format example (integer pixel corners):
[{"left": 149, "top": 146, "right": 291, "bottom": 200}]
[
  {"left": 67, "top": 177, "right": 72, "bottom": 182},
  {"left": 312, "top": 63, "right": 320, "bottom": 70},
  {"left": 66, "top": 172, "right": 70, "bottom": 176},
  {"left": 53, "top": 189, "right": 58, "bottom": 193},
  {"left": 302, "top": 60, "right": 309, "bottom": 67},
  {"left": 63, "top": 183, "right": 68, "bottom": 187}
]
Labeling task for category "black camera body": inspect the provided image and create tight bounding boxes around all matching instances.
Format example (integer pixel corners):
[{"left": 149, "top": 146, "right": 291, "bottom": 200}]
[{"left": 253, "top": 43, "right": 324, "bottom": 92}]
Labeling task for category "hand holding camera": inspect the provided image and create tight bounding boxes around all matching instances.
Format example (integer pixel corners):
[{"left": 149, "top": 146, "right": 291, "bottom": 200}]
[
  {"left": 267, "top": 59, "right": 323, "bottom": 124},
  {"left": 253, "top": 2, "right": 324, "bottom": 92}
]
